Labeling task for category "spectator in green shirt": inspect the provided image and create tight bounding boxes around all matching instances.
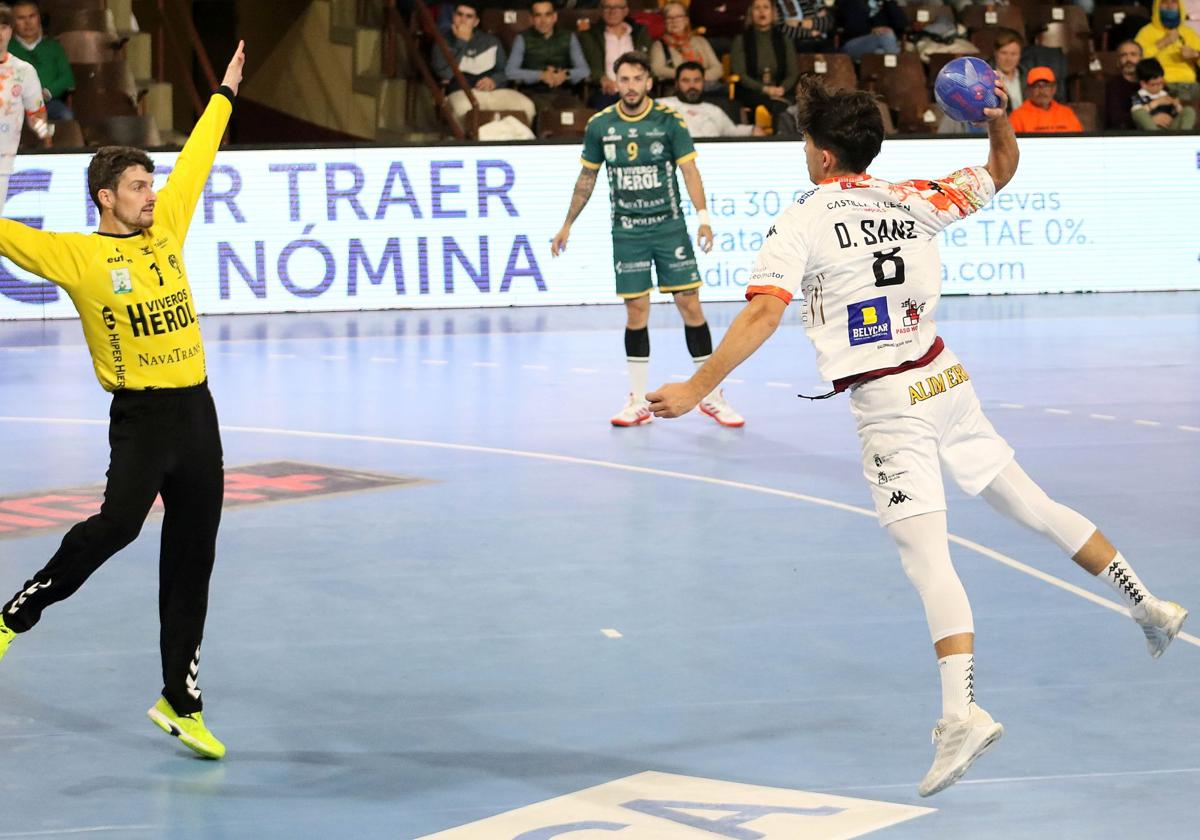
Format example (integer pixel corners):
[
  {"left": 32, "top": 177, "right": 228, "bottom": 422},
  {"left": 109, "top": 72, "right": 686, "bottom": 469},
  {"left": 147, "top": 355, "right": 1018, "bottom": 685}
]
[{"left": 9, "top": 1, "right": 73, "bottom": 120}]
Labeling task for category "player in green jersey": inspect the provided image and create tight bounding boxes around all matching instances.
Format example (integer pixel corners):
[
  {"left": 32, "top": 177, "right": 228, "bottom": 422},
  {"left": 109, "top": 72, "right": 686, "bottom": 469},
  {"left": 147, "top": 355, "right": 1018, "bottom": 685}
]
[{"left": 551, "top": 51, "right": 744, "bottom": 427}]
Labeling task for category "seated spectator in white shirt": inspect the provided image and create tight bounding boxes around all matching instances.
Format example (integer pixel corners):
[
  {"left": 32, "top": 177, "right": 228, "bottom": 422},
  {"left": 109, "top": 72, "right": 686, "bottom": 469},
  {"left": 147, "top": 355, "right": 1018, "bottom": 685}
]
[{"left": 658, "top": 62, "right": 765, "bottom": 137}]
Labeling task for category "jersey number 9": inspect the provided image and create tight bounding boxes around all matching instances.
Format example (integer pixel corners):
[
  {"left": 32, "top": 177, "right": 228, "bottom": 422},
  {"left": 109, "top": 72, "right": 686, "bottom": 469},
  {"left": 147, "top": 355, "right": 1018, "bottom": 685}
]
[{"left": 626, "top": 141, "right": 638, "bottom": 161}]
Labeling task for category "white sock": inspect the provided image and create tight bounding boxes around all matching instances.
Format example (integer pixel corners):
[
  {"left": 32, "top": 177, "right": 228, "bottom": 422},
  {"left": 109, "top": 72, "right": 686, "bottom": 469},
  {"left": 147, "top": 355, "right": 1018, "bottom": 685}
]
[
  {"left": 938, "top": 653, "right": 975, "bottom": 720},
  {"left": 1100, "top": 552, "right": 1153, "bottom": 609},
  {"left": 627, "top": 357, "right": 649, "bottom": 401},
  {"left": 693, "top": 356, "right": 717, "bottom": 401}
]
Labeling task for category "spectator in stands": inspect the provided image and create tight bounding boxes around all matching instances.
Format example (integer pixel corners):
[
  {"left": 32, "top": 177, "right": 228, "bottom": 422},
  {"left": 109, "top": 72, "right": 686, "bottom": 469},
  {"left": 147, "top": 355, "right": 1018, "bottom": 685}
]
[
  {"left": 659, "top": 61, "right": 763, "bottom": 136},
  {"left": 1105, "top": 39, "right": 1144, "bottom": 129},
  {"left": 0, "top": 2, "right": 52, "bottom": 212},
  {"left": 837, "top": 0, "right": 907, "bottom": 62},
  {"left": 1008, "top": 66, "right": 1083, "bottom": 132},
  {"left": 1021, "top": 26, "right": 1069, "bottom": 103},
  {"left": 731, "top": 0, "right": 799, "bottom": 124},
  {"left": 578, "top": 0, "right": 652, "bottom": 108},
  {"left": 506, "top": 0, "right": 589, "bottom": 114},
  {"left": 1130, "top": 55, "right": 1197, "bottom": 127},
  {"left": 1136, "top": 0, "right": 1200, "bottom": 102},
  {"left": 7, "top": 0, "right": 72, "bottom": 120},
  {"left": 433, "top": 1, "right": 536, "bottom": 125},
  {"left": 774, "top": 0, "right": 834, "bottom": 54},
  {"left": 650, "top": 3, "right": 723, "bottom": 91}
]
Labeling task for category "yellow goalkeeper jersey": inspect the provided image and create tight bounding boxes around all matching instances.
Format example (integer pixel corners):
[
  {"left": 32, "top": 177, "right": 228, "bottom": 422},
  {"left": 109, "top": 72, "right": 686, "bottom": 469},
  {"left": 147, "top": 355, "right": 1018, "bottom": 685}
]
[{"left": 0, "top": 90, "right": 233, "bottom": 392}]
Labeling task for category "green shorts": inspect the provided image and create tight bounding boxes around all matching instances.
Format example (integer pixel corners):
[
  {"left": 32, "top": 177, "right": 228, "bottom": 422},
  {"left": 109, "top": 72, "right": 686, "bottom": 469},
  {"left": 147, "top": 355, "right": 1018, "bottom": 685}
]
[{"left": 612, "top": 226, "right": 701, "bottom": 299}]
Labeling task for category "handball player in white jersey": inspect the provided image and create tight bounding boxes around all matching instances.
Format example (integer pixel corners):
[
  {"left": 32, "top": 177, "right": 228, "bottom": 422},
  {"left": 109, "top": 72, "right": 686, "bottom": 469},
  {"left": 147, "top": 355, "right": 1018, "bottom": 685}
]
[{"left": 647, "top": 77, "right": 1188, "bottom": 797}]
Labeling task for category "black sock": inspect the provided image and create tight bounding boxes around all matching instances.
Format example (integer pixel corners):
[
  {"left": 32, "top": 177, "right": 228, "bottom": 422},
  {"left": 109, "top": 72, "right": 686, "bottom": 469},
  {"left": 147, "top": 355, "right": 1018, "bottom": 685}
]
[
  {"left": 625, "top": 326, "right": 650, "bottom": 358},
  {"left": 685, "top": 322, "right": 712, "bottom": 360}
]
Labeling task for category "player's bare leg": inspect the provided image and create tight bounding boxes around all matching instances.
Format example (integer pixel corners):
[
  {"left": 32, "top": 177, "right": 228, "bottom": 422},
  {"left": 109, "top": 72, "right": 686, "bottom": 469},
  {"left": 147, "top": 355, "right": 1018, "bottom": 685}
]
[
  {"left": 612, "top": 294, "right": 653, "bottom": 427},
  {"left": 888, "top": 512, "right": 1003, "bottom": 796},
  {"left": 981, "top": 461, "right": 1188, "bottom": 657},
  {"left": 673, "top": 291, "right": 744, "bottom": 427}
]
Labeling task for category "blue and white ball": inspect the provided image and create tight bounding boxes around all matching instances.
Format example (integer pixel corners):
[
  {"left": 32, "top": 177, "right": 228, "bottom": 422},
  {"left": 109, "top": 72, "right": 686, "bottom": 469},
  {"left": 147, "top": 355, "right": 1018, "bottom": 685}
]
[{"left": 934, "top": 57, "right": 998, "bottom": 123}]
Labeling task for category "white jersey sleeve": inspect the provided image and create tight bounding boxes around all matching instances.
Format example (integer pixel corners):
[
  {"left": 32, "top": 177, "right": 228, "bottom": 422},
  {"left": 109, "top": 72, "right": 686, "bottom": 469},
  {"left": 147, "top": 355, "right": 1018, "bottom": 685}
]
[{"left": 744, "top": 169, "right": 996, "bottom": 385}]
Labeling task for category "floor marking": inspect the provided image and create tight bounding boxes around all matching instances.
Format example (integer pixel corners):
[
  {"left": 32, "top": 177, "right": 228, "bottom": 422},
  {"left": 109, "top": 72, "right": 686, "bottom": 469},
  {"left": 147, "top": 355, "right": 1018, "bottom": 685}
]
[
  {"left": 369, "top": 357, "right": 397, "bottom": 363},
  {"left": 0, "top": 827, "right": 161, "bottom": 838},
  {"left": 521, "top": 364, "right": 549, "bottom": 371},
  {"left": 822, "top": 765, "right": 1200, "bottom": 794},
  {"left": 998, "top": 403, "right": 1024, "bottom": 409},
  {"left": 320, "top": 354, "right": 347, "bottom": 361},
  {"left": 1, "top": 416, "right": 1196, "bottom": 652},
  {"left": 1181, "top": 425, "right": 1200, "bottom": 433},
  {"left": 766, "top": 382, "right": 793, "bottom": 389},
  {"left": 423, "top": 359, "right": 448, "bottom": 366},
  {"left": 570, "top": 367, "right": 598, "bottom": 374},
  {"left": 1134, "top": 419, "right": 1161, "bottom": 427},
  {"left": 601, "top": 628, "right": 623, "bottom": 639},
  {"left": 266, "top": 353, "right": 296, "bottom": 360},
  {"left": 471, "top": 361, "right": 499, "bottom": 368},
  {"left": 725, "top": 378, "right": 744, "bottom": 384},
  {"left": 1045, "top": 408, "right": 1071, "bottom": 415},
  {"left": 1089, "top": 413, "right": 1116, "bottom": 421}
]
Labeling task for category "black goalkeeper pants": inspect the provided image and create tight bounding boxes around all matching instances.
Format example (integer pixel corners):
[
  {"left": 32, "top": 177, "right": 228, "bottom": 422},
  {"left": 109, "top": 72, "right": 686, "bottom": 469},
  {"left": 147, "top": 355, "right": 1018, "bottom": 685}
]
[{"left": 3, "top": 382, "right": 224, "bottom": 715}]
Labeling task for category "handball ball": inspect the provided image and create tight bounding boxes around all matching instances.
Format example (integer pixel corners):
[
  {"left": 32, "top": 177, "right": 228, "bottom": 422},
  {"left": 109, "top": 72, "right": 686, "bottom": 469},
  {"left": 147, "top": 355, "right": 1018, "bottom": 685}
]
[{"left": 934, "top": 57, "right": 998, "bottom": 123}]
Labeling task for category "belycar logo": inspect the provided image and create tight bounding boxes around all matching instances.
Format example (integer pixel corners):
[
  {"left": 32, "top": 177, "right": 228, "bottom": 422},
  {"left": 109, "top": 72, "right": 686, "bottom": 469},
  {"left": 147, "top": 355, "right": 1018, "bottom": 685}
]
[{"left": 847, "top": 296, "right": 892, "bottom": 346}]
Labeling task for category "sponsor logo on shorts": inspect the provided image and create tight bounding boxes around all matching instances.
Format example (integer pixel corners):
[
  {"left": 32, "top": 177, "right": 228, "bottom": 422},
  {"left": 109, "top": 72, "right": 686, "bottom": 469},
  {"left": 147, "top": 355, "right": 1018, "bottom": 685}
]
[
  {"left": 873, "top": 451, "right": 896, "bottom": 467},
  {"left": 847, "top": 297, "right": 892, "bottom": 346},
  {"left": 615, "top": 260, "right": 652, "bottom": 274},
  {"left": 887, "top": 490, "right": 911, "bottom": 506},
  {"left": 908, "top": 363, "right": 971, "bottom": 405},
  {"left": 878, "top": 470, "right": 908, "bottom": 485}
]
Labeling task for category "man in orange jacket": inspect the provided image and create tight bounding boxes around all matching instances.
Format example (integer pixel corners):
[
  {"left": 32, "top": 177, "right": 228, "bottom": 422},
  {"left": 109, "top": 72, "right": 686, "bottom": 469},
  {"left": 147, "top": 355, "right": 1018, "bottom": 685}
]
[{"left": 1009, "top": 67, "right": 1084, "bottom": 132}]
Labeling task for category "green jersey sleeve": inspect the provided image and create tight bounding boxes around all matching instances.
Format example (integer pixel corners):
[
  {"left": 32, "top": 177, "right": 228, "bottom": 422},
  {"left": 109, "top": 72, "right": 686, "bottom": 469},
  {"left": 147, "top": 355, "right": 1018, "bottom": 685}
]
[
  {"left": 666, "top": 108, "right": 697, "bottom": 164},
  {"left": 580, "top": 113, "right": 605, "bottom": 170}
]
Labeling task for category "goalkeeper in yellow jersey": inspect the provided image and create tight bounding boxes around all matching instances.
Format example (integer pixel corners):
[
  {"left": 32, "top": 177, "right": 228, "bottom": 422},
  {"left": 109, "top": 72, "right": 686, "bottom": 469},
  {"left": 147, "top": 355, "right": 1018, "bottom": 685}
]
[{"left": 0, "top": 42, "right": 246, "bottom": 760}]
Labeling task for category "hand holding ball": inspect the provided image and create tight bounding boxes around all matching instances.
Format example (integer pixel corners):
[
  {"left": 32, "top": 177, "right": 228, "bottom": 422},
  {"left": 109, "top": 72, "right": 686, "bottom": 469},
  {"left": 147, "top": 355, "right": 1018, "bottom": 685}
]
[{"left": 934, "top": 57, "right": 998, "bottom": 123}]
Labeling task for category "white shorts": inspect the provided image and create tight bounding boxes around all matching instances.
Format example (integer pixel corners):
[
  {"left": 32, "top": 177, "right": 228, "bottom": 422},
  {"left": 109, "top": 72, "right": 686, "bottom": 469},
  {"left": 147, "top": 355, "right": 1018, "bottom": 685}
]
[{"left": 849, "top": 345, "right": 1014, "bottom": 526}]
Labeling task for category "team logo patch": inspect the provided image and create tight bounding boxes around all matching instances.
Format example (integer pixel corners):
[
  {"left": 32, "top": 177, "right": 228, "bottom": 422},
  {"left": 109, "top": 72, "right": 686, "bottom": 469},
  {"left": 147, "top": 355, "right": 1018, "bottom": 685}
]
[
  {"left": 110, "top": 268, "right": 132, "bottom": 294},
  {"left": 101, "top": 306, "right": 116, "bottom": 330},
  {"left": 650, "top": 141, "right": 664, "bottom": 155},
  {"left": 847, "top": 297, "right": 892, "bottom": 346},
  {"left": 604, "top": 142, "right": 617, "bottom": 161}
]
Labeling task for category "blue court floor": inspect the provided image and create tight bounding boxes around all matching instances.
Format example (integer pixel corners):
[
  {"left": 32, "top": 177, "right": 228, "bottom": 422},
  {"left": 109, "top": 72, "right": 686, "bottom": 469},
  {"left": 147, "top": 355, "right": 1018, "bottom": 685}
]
[{"left": 0, "top": 292, "right": 1197, "bottom": 839}]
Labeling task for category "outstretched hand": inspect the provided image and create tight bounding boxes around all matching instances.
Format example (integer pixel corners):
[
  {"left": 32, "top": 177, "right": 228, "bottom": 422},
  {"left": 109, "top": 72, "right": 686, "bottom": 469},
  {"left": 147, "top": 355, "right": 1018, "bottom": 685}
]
[
  {"left": 222, "top": 40, "right": 246, "bottom": 96},
  {"left": 647, "top": 382, "right": 703, "bottom": 418}
]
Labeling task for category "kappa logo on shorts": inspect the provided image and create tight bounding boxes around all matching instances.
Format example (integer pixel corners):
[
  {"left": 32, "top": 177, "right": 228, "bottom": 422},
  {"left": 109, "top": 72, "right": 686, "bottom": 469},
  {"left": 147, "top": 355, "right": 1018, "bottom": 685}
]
[
  {"left": 888, "top": 491, "right": 911, "bottom": 506},
  {"left": 847, "top": 297, "right": 892, "bottom": 346}
]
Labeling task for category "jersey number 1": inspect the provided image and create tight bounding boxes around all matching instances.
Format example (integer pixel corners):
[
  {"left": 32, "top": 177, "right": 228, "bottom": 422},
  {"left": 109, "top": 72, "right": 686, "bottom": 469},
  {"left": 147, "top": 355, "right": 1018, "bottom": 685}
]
[
  {"left": 149, "top": 262, "right": 164, "bottom": 286},
  {"left": 872, "top": 247, "right": 905, "bottom": 287}
]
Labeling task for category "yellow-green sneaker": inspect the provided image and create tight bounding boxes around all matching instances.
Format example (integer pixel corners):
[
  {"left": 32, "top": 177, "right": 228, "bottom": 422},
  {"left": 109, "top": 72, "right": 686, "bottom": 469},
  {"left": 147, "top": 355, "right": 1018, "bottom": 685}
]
[
  {"left": 147, "top": 697, "right": 226, "bottom": 759},
  {"left": 0, "top": 615, "right": 14, "bottom": 663}
]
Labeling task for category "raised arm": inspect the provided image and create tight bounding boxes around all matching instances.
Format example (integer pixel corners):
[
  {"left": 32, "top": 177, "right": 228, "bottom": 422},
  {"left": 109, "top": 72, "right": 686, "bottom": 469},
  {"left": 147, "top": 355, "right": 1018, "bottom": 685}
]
[
  {"left": 550, "top": 165, "right": 599, "bottom": 256},
  {"left": 982, "top": 79, "right": 1018, "bottom": 191},
  {"left": 0, "top": 220, "right": 85, "bottom": 289},
  {"left": 154, "top": 41, "right": 244, "bottom": 237}
]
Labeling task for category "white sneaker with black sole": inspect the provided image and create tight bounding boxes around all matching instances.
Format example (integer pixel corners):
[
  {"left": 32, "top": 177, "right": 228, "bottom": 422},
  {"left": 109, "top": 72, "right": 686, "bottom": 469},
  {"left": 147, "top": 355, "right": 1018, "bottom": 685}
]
[
  {"left": 918, "top": 703, "right": 1003, "bottom": 797},
  {"left": 1131, "top": 597, "right": 1188, "bottom": 659}
]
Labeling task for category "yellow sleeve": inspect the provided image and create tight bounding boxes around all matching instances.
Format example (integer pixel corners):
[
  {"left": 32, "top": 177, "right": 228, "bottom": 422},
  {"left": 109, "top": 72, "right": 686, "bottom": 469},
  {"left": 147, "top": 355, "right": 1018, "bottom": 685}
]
[
  {"left": 155, "top": 89, "right": 234, "bottom": 239},
  {"left": 0, "top": 219, "right": 86, "bottom": 290}
]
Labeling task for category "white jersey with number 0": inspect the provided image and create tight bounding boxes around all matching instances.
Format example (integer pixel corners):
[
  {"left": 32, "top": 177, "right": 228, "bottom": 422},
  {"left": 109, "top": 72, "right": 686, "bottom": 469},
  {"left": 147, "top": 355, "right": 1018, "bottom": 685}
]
[{"left": 746, "top": 168, "right": 996, "bottom": 383}]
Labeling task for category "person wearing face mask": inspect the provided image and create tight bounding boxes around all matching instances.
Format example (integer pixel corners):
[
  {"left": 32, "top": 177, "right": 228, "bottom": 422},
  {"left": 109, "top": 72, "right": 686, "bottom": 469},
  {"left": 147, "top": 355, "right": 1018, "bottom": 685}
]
[
  {"left": 1136, "top": 0, "right": 1200, "bottom": 102},
  {"left": 1105, "top": 40, "right": 1145, "bottom": 129}
]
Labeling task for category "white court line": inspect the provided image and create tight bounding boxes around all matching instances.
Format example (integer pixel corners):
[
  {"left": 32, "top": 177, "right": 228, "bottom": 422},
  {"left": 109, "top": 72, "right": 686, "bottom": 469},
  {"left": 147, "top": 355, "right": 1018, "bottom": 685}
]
[
  {"left": 320, "top": 354, "right": 347, "bottom": 361},
  {"left": 423, "top": 359, "right": 448, "bottom": 366},
  {"left": 0, "top": 827, "right": 161, "bottom": 838},
  {"left": 471, "top": 361, "right": 499, "bottom": 368},
  {"left": 1045, "top": 408, "right": 1071, "bottom": 415},
  {"left": 521, "top": 364, "right": 549, "bottom": 371},
  {"left": 998, "top": 403, "right": 1024, "bottom": 409},
  {"left": 266, "top": 353, "right": 296, "bottom": 360},
  {"left": 1, "top": 416, "right": 1196, "bottom": 652},
  {"left": 1134, "top": 419, "right": 1161, "bottom": 427},
  {"left": 1181, "top": 425, "right": 1200, "bottom": 433},
  {"left": 369, "top": 357, "right": 397, "bottom": 363},
  {"left": 601, "top": 628, "right": 623, "bottom": 639},
  {"left": 821, "top": 765, "right": 1200, "bottom": 794},
  {"left": 1090, "top": 413, "right": 1116, "bottom": 421},
  {"left": 570, "top": 367, "right": 597, "bottom": 374},
  {"left": 765, "top": 382, "right": 793, "bottom": 389}
]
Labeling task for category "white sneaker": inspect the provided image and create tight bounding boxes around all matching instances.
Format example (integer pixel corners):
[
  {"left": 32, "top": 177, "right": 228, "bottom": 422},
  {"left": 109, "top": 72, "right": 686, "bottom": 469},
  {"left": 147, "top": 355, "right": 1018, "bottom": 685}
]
[
  {"left": 611, "top": 394, "right": 652, "bottom": 427},
  {"left": 698, "top": 390, "right": 745, "bottom": 427},
  {"left": 918, "top": 704, "right": 1003, "bottom": 797},
  {"left": 1131, "top": 597, "right": 1188, "bottom": 659}
]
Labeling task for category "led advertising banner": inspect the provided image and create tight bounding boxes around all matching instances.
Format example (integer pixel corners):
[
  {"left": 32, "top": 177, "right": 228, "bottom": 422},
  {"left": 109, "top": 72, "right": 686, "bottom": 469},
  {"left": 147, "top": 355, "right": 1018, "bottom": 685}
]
[{"left": 1, "top": 135, "right": 1196, "bottom": 320}]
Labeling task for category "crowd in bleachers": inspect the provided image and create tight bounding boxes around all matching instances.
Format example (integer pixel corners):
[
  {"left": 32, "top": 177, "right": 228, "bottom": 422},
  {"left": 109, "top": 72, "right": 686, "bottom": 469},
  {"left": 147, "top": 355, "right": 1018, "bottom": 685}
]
[
  {"left": 424, "top": 0, "right": 1200, "bottom": 138},
  {"left": 6, "top": 0, "right": 153, "bottom": 152}
]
